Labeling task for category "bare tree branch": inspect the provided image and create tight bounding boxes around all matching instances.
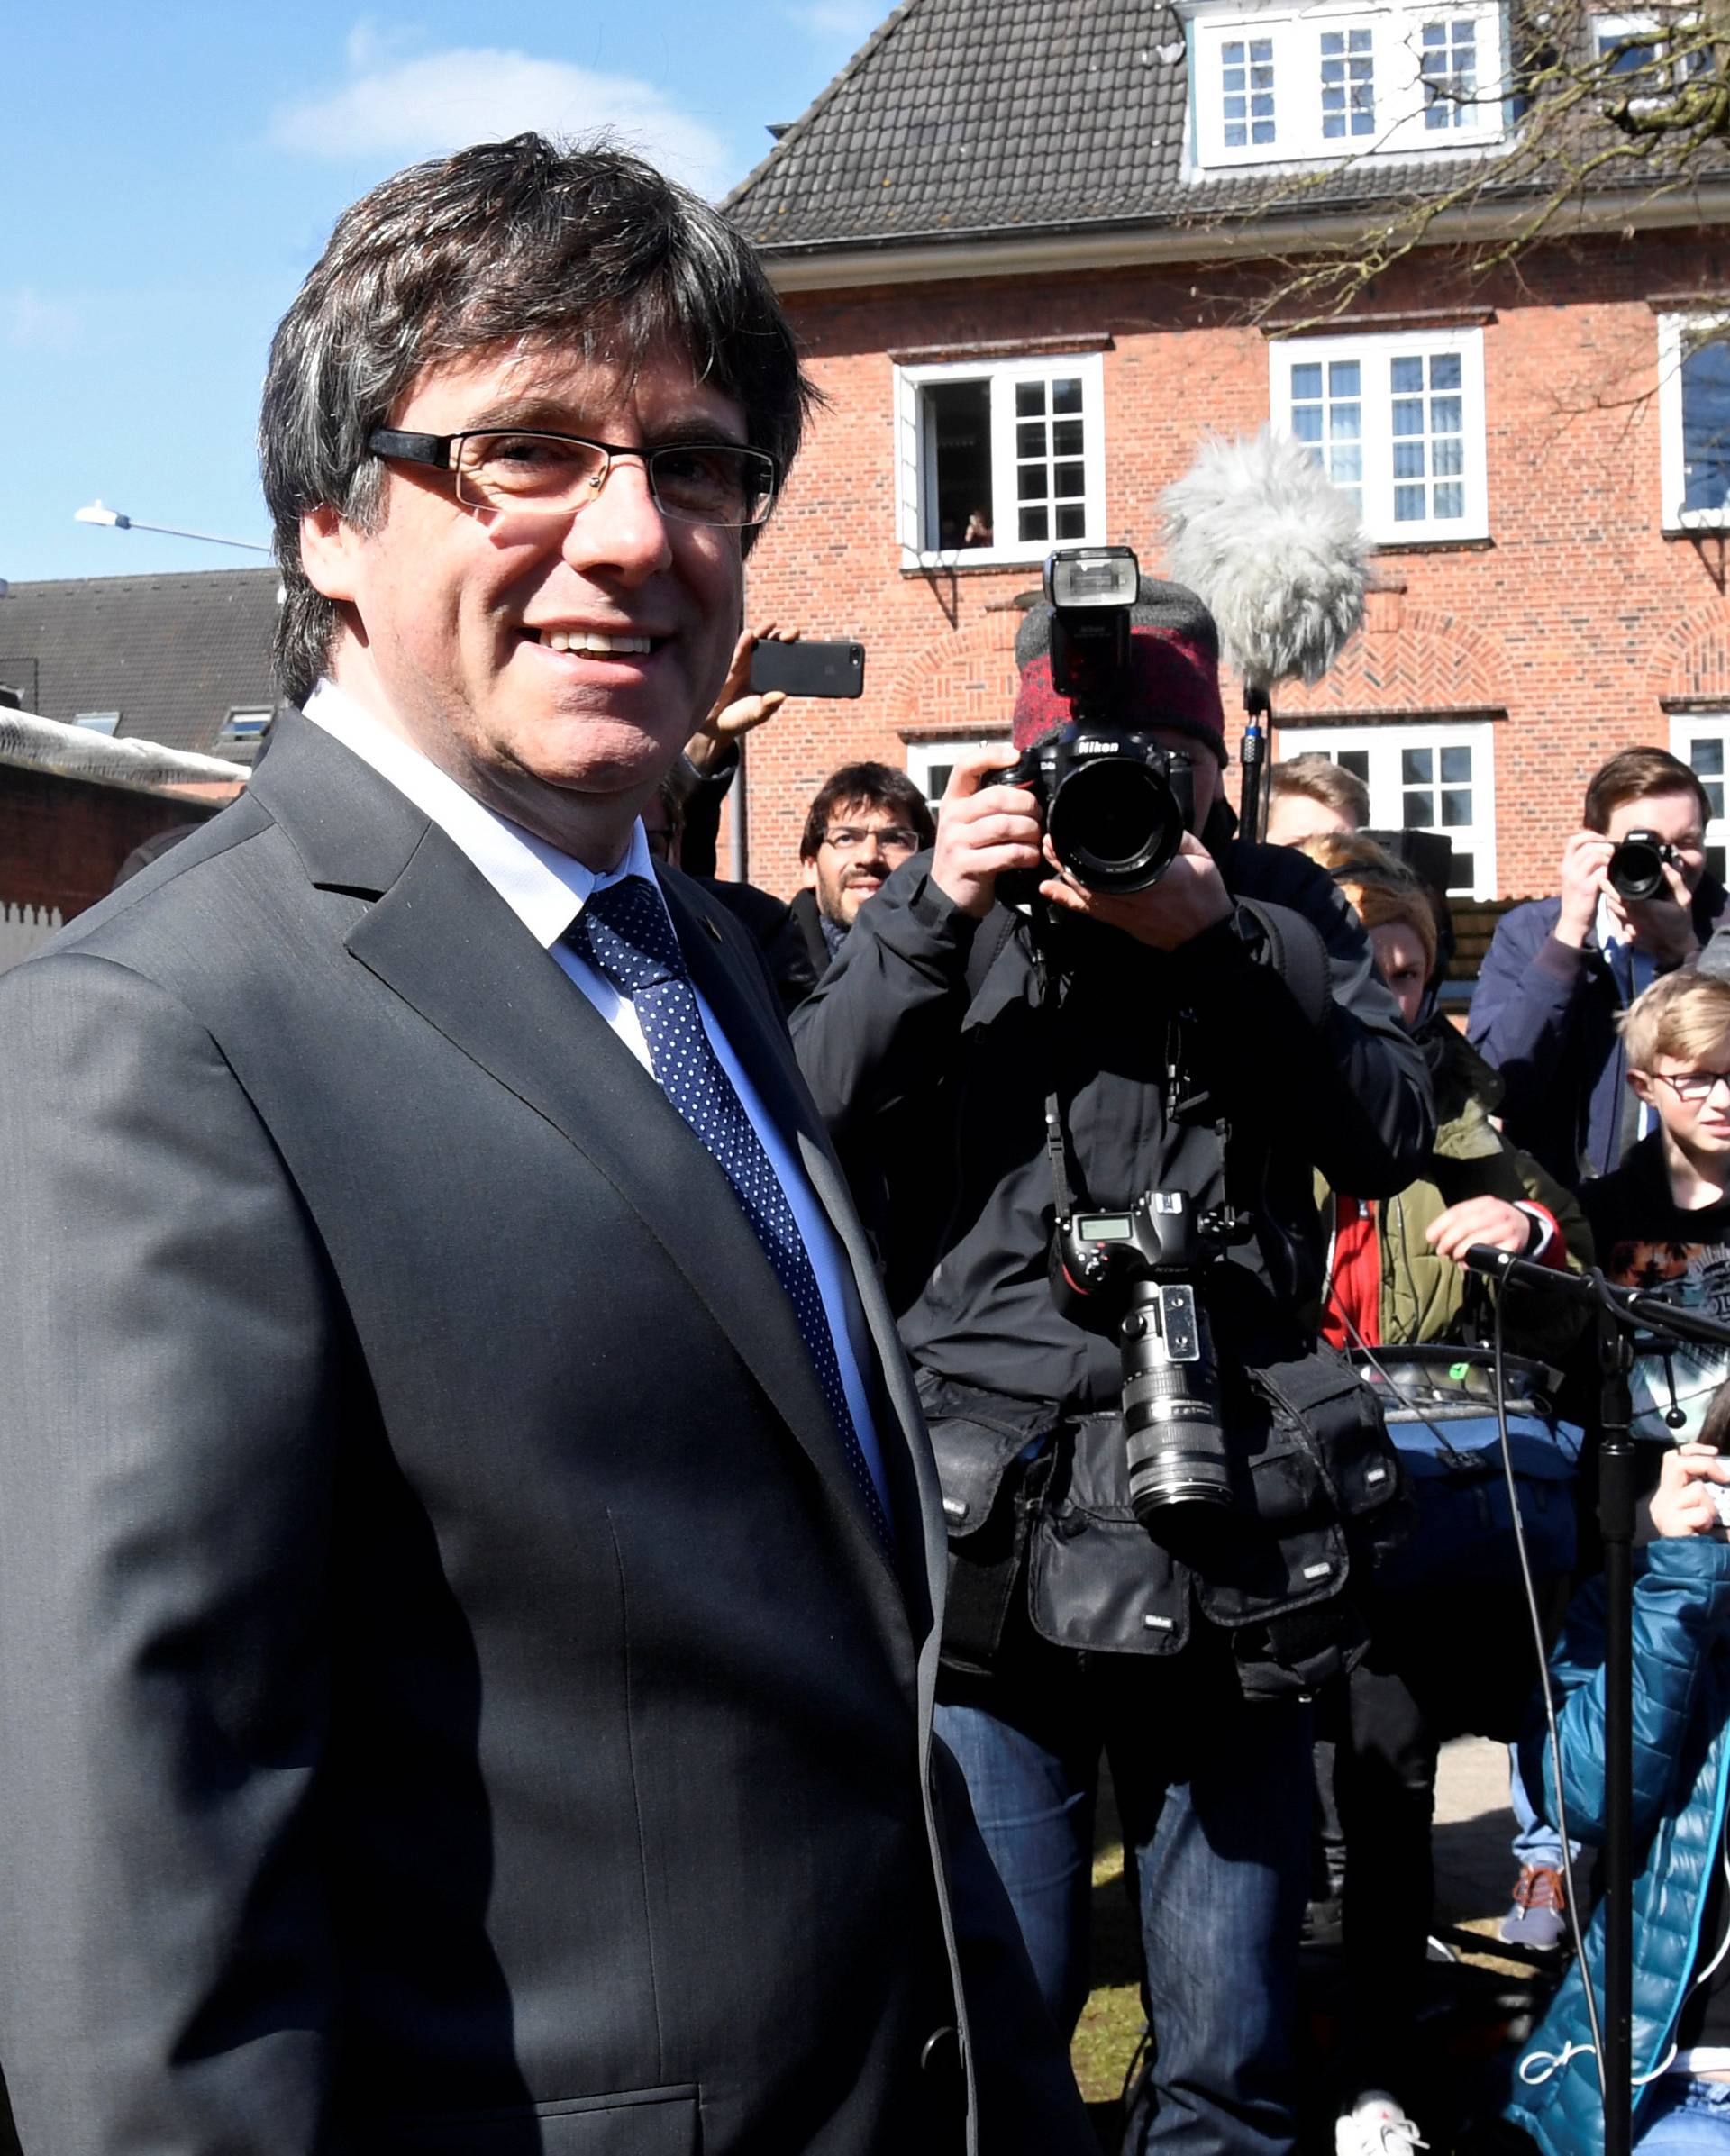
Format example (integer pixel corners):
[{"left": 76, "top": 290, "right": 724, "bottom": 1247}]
[{"left": 1224, "top": 0, "right": 1729, "bottom": 333}]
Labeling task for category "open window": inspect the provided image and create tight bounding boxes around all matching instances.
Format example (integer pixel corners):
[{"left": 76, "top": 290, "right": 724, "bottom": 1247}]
[{"left": 895, "top": 353, "right": 1106, "bottom": 568}]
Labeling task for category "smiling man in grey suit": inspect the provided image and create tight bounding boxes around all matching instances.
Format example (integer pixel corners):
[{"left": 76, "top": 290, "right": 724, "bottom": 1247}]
[{"left": 0, "top": 138, "right": 1088, "bottom": 2156}]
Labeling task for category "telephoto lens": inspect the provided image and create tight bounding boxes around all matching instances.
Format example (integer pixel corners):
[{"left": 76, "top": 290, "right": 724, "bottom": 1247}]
[{"left": 1120, "top": 1278, "right": 1233, "bottom": 1524}]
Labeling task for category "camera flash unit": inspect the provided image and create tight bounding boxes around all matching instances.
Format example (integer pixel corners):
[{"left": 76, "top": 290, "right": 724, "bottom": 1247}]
[{"left": 1044, "top": 545, "right": 1140, "bottom": 611}]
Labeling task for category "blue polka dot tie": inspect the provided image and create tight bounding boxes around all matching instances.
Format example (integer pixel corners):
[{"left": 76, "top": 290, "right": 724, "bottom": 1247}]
[{"left": 573, "top": 876, "right": 894, "bottom": 1554}]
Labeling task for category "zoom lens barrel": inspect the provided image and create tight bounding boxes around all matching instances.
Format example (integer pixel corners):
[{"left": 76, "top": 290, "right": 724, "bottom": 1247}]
[{"left": 1119, "top": 1282, "right": 1233, "bottom": 1524}]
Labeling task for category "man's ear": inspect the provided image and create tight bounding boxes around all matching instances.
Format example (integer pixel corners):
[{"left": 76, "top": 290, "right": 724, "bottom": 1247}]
[
  {"left": 299, "top": 503, "right": 362, "bottom": 604},
  {"left": 1628, "top": 1067, "right": 1657, "bottom": 1109},
  {"left": 799, "top": 854, "right": 820, "bottom": 891}
]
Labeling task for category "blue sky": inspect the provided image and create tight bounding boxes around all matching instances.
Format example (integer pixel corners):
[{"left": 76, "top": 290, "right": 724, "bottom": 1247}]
[{"left": 1, "top": 0, "right": 888, "bottom": 585}]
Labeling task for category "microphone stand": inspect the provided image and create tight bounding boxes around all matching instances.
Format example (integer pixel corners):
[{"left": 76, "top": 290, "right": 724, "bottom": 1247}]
[
  {"left": 1238, "top": 683, "right": 1270, "bottom": 844},
  {"left": 1463, "top": 1247, "right": 1730, "bottom": 2155}
]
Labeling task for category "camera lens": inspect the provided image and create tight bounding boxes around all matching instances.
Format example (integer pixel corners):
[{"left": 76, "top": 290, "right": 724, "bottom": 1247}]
[
  {"left": 1124, "top": 1381, "right": 1234, "bottom": 1520},
  {"left": 1607, "top": 834, "right": 1668, "bottom": 904},
  {"left": 1120, "top": 1286, "right": 1234, "bottom": 1524},
  {"left": 1046, "top": 758, "right": 1186, "bottom": 895}
]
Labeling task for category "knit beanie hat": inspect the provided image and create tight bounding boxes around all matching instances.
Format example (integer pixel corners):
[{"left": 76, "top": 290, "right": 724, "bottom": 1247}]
[{"left": 1011, "top": 576, "right": 1227, "bottom": 759}]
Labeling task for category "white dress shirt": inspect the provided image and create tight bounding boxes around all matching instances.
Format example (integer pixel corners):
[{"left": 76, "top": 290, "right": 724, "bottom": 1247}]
[{"left": 302, "top": 681, "right": 891, "bottom": 1520}]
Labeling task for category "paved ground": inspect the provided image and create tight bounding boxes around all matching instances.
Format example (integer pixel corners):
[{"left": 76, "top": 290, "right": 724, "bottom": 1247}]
[{"left": 1434, "top": 1733, "right": 1525, "bottom": 1933}]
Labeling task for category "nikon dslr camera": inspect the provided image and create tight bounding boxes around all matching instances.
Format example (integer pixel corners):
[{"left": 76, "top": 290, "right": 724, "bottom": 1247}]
[
  {"left": 1051, "top": 1191, "right": 1253, "bottom": 1527},
  {"left": 991, "top": 547, "right": 1196, "bottom": 897}
]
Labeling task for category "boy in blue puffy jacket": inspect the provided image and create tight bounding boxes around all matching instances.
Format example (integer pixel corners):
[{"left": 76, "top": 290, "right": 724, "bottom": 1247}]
[{"left": 1507, "top": 1435, "right": 1730, "bottom": 2152}]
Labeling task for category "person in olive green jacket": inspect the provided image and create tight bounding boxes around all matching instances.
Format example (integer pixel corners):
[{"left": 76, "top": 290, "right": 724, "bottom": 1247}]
[
  {"left": 1303, "top": 835, "right": 1589, "bottom": 1366},
  {"left": 1297, "top": 833, "right": 1593, "bottom": 2154}
]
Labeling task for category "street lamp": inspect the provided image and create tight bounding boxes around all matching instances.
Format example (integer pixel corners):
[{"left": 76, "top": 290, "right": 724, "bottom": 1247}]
[{"left": 74, "top": 500, "right": 271, "bottom": 557}]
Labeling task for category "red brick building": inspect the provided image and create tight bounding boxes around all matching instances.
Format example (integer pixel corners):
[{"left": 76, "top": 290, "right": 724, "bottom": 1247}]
[{"left": 722, "top": 0, "right": 1730, "bottom": 905}]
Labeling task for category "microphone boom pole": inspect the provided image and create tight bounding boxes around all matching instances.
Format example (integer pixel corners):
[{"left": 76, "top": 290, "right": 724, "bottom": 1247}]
[{"left": 1161, "top": 429, "right": 1370, "bottom": 846}]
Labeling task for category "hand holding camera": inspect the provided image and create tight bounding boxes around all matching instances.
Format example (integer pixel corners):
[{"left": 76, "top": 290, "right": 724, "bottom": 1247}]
[
  {"left": 1553, "top": 823, "right": 1697, "bottom": 962},
  {"left": 1039, "top": 832, "right": 1231, "bottom": 951},
  {"left": 929, "top": 751, "right": 1044, "bottom": 920},
  {"left": 1607, "top": 831, "right": 1698, "bottom": 963},
  {"left": 938, "top": 547, "right": 1230, "bottom": 946}
]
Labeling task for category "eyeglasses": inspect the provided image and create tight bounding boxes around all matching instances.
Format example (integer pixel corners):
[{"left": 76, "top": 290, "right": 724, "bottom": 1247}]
[
  {"left": 1653, "top": 1069, "right": 1730, "bottom": 1104},
  {"left": 823, "top": 825, "right": 924, "bottom": 855},
  {"left": 367, "top": 427, "right": 779, "bottom": 530}
]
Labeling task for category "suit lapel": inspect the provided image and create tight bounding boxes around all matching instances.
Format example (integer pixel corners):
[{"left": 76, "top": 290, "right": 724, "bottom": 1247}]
[
  {"left": 666, "top": 877, "right": 943, "bottom": 1620},
  {"left": 256, "top": 715, "right": 928, "bottom": 1606}
]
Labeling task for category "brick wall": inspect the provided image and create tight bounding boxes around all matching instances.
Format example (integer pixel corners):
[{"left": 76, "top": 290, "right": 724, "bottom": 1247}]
[
  {"left": 733, "top": 228, "right": 1730, "bottom": 902},
  {"left": 0, "top": 764, "right": 221, "bottom": 918}
]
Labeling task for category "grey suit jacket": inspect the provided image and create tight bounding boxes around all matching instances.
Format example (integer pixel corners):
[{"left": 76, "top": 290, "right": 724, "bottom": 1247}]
[{"left": 0, "top": 714, "right": 1088, "bottom": 2156}]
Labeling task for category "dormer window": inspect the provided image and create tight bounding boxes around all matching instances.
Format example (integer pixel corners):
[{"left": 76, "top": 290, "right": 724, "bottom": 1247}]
[
  {"left": 1222, "top": 34, "right": 1278, "bottom": 146},
  {"left": 1188, "top": 0, "right": 1507, "bottom": 169},
  {"left": 1419, "top": 15, "right": 1479, "bottom": 128},
  {"left": 1322, "top": 28, "right": 1379, "bottom": 137}
]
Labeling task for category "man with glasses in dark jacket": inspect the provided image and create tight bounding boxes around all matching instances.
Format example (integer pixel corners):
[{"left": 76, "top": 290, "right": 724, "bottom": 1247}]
[{"left": 794, "top": 762, "right": 937, "bottom": 973}]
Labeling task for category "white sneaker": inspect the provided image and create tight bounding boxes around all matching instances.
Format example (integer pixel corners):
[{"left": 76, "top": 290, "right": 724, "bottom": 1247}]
[{"left": 1334, "top": 2090, "right": 1429, "bottom": 2155}]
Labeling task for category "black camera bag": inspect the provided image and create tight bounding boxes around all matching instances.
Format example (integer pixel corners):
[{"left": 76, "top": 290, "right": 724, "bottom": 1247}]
[
  {"left": 917, "top": 1372, "right": 1057, "bottom": 1677},
  {"left": 927, "top": 1351, "right": 1409, "bottom": 1697}
]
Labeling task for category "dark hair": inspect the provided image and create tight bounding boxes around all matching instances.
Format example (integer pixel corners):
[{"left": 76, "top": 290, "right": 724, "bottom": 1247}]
[
  {"left": 798, "top": 763, "right": 936, "bottom": 860},
  {"left": 260, "top": 135, "right": 817, "bottom": 705},
  {"left": 1701, "top": 1378, "right": 1730, "bottom": 1452},
  {"left": 1583, "top": 747, "right": 1711, "bottom": 834},
  {"left": 1269, "top": 752, "right": 1370, "bottom": 827}
]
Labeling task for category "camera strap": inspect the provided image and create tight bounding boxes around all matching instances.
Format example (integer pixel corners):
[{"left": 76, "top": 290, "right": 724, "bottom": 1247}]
[
  {"left": 1027, "top": 905, "right": 1229, "bottom": 1227},
  {"left": 1027, "top": 899, "right": 1083, "bottom": 1221}
]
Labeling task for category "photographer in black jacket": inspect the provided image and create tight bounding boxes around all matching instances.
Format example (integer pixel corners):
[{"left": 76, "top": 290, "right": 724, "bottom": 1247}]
[{"left": 792, "top": 571, "right": 1432, "bottom": 2155}]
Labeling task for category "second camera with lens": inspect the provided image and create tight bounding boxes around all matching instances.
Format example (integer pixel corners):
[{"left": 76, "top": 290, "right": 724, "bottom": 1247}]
[
  {"left": 1607, "top": 828, "right": 1684, "bottom": 903},
  {"left": 1050, "top": 1191, "right": 1252, "bottom": 1529}
]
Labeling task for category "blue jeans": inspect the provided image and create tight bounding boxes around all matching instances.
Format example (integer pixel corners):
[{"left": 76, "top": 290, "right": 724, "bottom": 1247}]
[
  {"left": 1510, "top": 1739, "right": 1581, "bottom": 1869},
  {"left": 1637, "top": 2077, "right": 1730, "bottom": 2150},
  {"left": 936, "top": 1633, "right": 1311, "bottom": 2153}
]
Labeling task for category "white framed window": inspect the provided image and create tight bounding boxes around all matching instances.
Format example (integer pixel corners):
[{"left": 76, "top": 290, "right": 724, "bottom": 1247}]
[
  {"left": 1671, "top": 713, "right": 1730, "bottom": 884},
  {"left": 1270, "top": 326, "right": 1488, "bottom": 541},
  {"left": 1594, "top": 11, "right": 1664, "bottom": 71},
  {"left": 1592, "top": 12, "right": 1710, "bottom": 93},
  {"left": 1188, "top": 0, "right": 1507, "bottom": 169},
  {"left": 73, "top": 711, "right": 120, "bottom": 735},
  {"left": 1659, "top": 312, "right": 1730, "bottom": 531},
  {"left": 895, "top": 354, "right": 1106, "bottom": 568},
  {"left": 1418, "top": 14, "right": 1480, "bottom": 128},
  {"left": 1273, "top": 720, "right": 1498, "bottom": 896},
  {"left": 1322, "top": 26, "right": 1379, "bottom": 138},
  {"left": 903, "top": 737, "right": 1013, "bottom": 811},
  {"left": 1222, "top": 32, "right": 1279, "bottom": 148}
]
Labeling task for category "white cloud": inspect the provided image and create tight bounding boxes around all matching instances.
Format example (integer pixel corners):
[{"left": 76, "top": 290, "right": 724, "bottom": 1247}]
[
  {"left": 271, "top": 41, "right": 731, "bottom": 197},
  {"left": 783, "top": 1, "right": 885, "bottom": 41},
  {"left": 4, "top": 288, "right": 80, "bottom": 352},
  {"left": 343, "top": 17, "right": 423, "bottom": 73}
]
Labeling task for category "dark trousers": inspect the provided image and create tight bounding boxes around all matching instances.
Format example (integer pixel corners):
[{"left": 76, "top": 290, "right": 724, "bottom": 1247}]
[{"left": 1329, "top": 1583, "right": 1546, "bottom": 2097}]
